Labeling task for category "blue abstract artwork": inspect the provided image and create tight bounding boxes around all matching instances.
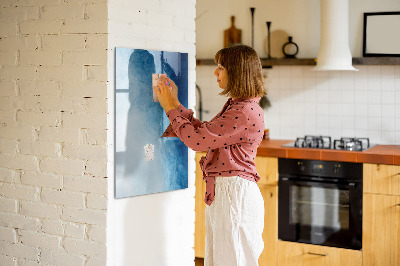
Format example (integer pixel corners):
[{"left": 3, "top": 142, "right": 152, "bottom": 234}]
[{"left": 114, "top": 47, "right": 188, "bottom": 199}]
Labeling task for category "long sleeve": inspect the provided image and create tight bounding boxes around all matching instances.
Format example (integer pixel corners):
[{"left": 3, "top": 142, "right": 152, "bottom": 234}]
[
  {"left": 161, "top": 104, "right": 202, "bottom": 137},
  {"left": 165, "top": 105, "right": 249, "bottom": 152}
]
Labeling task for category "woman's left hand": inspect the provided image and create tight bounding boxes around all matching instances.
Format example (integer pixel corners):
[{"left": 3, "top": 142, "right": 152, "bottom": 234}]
[{"left": 153, "top": 79, "right": 175, "bottom": 113}]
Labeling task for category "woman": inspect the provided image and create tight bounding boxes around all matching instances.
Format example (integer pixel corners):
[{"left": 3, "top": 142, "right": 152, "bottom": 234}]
[{"left": 154, "top": 44, "right": 266, "bottom": 266}]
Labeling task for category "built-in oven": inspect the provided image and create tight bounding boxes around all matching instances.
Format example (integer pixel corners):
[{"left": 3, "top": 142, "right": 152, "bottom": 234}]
[{"left": 278, "top": 158, "right": 363, "bottom": 250}]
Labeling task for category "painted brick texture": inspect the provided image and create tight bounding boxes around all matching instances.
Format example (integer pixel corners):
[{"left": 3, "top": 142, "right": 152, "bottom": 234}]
[{"left": 0, "top": 0, "right": 108, "bottom": 265}]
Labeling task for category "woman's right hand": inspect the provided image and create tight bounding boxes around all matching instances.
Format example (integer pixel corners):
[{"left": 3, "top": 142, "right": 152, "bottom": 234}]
[{"left": 161, "top": 76, "right": 180, "bottom": 109}]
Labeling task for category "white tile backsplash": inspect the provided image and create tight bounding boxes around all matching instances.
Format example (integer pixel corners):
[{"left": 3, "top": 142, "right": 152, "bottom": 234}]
[
  {"left": 196, "top": 65, "right": 400, "bottom": 144},
  {"left": 382, "top": 90, "right": 395, "bottom": 104}
]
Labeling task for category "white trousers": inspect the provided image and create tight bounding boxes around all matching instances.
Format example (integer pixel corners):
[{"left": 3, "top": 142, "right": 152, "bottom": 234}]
[{"left": 205, "top": 176, "right": 264, "bottom": 266}]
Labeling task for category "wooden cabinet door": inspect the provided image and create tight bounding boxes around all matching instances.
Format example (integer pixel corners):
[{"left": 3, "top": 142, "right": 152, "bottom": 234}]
[
  {"left": 364, "top": 164, "right": 400, "bottom": 196},
  {"left": 363, "top": 193, "right": 400, "bottom": 266},
  {"left": 259, "top": 185, "right": 278, "bottom": 266},
  {"left": 276, "top": 241, "right": 362, "bottom": 266},
  {"left": 255, "top": 156, "right": 278, "bottom": 186},
  {"left": 195, "top": 152, "right": 207, "bottom": 258}
]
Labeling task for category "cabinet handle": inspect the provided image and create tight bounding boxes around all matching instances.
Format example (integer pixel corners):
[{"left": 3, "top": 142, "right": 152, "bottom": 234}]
[{"left": 307, "top": 252, "right": 328, "bottom": 256}]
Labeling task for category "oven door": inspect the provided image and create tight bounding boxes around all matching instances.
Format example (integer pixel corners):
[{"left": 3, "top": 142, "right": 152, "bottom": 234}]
[{"left": 278, "top": 176, "right": 362, "bottom": 250}]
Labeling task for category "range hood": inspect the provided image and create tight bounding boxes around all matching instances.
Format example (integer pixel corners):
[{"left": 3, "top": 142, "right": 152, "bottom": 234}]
[{"left": 314, "top": 0, "right": 358, "bottom": 71}]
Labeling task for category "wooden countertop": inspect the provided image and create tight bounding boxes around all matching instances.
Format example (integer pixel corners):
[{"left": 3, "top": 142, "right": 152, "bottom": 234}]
[{"left": 257, "top": 139, "right": 400, "bottom": 165}]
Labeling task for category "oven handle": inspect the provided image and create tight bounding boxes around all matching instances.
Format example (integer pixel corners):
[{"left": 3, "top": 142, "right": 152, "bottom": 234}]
[{"left": 280, "top": 177, "right": 357, "bottom": 189}]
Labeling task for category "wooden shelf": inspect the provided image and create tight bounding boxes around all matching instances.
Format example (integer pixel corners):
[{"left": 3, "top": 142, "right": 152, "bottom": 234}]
[
  {"left": 196, "top": 57, "right": 400, "bottom": 67},
  {"left": 260, "top": 58, "right": 316, "bottom": 67},
  {"left": 352, "top": 57, "right": 400, "bottom": 65}
]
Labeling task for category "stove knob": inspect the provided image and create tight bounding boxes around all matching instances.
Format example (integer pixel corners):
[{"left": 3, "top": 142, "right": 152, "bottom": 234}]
[
  {"left": 298, "top": 161, "right": 305, "bottom": 171},
  {"left": 334, "top": 164, "right": 341, "bottom": 174}
]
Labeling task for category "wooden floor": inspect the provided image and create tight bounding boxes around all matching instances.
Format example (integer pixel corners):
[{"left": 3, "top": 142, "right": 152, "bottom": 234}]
[{"left": 195, "top": 257, "right": 204, "bottom": 266}]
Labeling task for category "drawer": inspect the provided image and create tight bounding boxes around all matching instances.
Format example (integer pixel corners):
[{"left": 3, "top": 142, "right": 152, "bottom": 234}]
[
  {"left": 364, "top": 164, "right": 400, "bottom": 196},
  {"left": 277, "top": 241, "right": 362, "bottom": 266}
]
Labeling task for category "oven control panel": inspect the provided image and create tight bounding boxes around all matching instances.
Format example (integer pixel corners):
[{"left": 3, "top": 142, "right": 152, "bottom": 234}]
[{"left": 281, "top": 158, "right": 362, "bottom": 180}]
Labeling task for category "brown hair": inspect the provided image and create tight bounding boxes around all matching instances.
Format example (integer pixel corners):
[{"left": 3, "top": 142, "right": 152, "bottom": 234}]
[{"left": 214, "top": 44, "right": 266, "bottom": 99}]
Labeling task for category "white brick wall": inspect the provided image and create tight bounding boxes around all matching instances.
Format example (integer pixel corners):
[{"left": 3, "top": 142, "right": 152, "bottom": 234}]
[
  {"left": 0, "top": 0, "right": 108, "bottom": 265},
  {"left": 1, "top": 0, "right": 197, "bottom": 264}
]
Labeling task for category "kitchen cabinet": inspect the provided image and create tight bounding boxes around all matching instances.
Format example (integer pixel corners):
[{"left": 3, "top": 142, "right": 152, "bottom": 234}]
[
  {"left": 195, "top": 155, "right": 400, "bottom": 265},
  {"left": 276, "top": 241, "right": 362, "bottom": 266},
  {"left": 259, "top": 184, "right": 278, "bottom": 266},
  {"left": 363, "top": 163, "right": 400, "bottom": 266},
  {"left": 256, "top": 157, "right": 278, "bottom": 266},
  {"left": 255, "top": 156, "right": 278, "bottom": 186},
  {"left": 363, "top": 163, "right": 400, "bottom": 196},
  {"left": 195, "top": 152, "right": 207, "bottom": 258},
  {"left": 363, "top": 193, "right": 400, "bottom": 266}
]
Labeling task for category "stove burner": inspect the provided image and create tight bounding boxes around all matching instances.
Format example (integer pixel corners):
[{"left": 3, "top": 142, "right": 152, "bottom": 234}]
[
  {"left": 286, "top": 136, "right": 372, "bottom": 151},
  {"left": 333, "top": 137, "right": 370, "bottom": 151},
  {"left": 295, "top": 135, "right": 332, "bottom": 149}
]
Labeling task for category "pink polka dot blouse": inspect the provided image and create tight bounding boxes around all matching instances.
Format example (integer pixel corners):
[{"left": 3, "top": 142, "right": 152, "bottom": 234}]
[{"left": 162, "top": 97, "right": 265, "bottom": 205}]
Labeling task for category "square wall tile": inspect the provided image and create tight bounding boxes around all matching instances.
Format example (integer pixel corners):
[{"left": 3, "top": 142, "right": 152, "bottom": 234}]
[
  {"left": 367, "top": 77, "right": 381, "bottom": 91},
  {"left": 381, "top": 66, "right": 395, "bottom": 77},
  {"left": 382, "top": 90, "right": 395, "bottom": 104},
  {"left": 341, "top": 117, "right": 355, "bottom": 129},
  {"left": 367, "top": 104, "right": 381, "bottom": 118},
  {"left": 355, "top": 116, "right": 368, "bottom": 130},
  {"left": 304, "top": 88, "right": 316, "bottom": 103},
  {"left": 328, "top": 76, "right": 341, "bottom": 90},
  {"left": 279, "top": 78, "right": 291, "bottom": 89},
  {"left": 381, "top": 131, "right": 396, "bottom": 144},
  {"left": 316, "top": 103, "right": 330, "bottom": 115},
  {"left": 341, "top": 128, "right": 355, "bottom": 137},
  {"left": 367, "top": 65, "right": 381, "bottom": 77},
  {"left": 355, "top": 104, "right": 368, "bottom": 116},
  {"left": 329, "top": 103, "right": 341, "bottom": 116},
  {"left": 367, "top": 91, "right": 381, "bottom": 105},
  {"left": 355, "top": 128, "right": 369, "bottom": 138},
  {"left": 341, "top": 104, "right": 355, "bottom": 116},
  {"left": 382, "top": 104, "right": 395, "bottom": 118},
  {"left": 329, "top": 116, "right": 342, "bottom": 129},
  {"left": 382, "top": 117, "right": 396, "bottom": 131},
  {"left": 304, "top": 102, "right": 316, "bottom": 115},
  {"left": 303, "top": 67, "right": 316, "bottom": 78},
  {"left": 278, "top": 67, "right": 292, "bottom": 78},
  {"left": 315, "top": 77, "right": 329, "bottom": 90},
  {"left": 291, "top": 67, "right": 304, "bottom": 78},
  {"left": 395, "top": 118, "right": 400, "bottom": 131},
  {"left": 316, "top": 89, "right": 329, "bottom": 103},
  {"left": 382, "top": 78, "right": 395, "bottom": 91},
  {"left": 367, "top": 129, "right": 382, "bottom": 144},
  {"left": 316, "top": 115, "right": 330, "bottom": 128},
  {"left": 354, "top": 90, "right": 368, "bottom": 104},
  {"left": 328, "top": 88, "right": 341, "bottom": 103},
  {"left": 291, "top": 77, "right": 304, "bottom": 90},
  {"left": 368, "top": 117, "right": 382, "bottom": 131},
  {"left": 394, "top": 66, "right": 400, "bottom": 78},
  {"left": 396, "top": 130, "right": 400, "bottom": 143},
  {"left": 341, "top": 89, "right": 355, "bottom": 104}
]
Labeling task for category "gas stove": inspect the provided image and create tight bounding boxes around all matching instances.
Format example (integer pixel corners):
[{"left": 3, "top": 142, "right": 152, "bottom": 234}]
[{"left": 283, "top": 135, "right": 373, "bottom": 151}]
